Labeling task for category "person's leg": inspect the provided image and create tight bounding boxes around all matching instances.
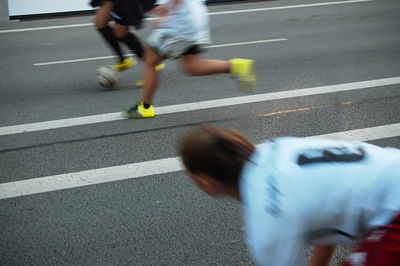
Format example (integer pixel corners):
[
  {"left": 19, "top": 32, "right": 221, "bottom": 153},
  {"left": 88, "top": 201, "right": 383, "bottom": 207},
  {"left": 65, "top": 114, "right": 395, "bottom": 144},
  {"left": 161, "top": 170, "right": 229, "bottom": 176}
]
[
  {"left": 114, "top": 22, "right": 165, "bottom": 87},
  {"left": 122, "top": 48, "right": 164, "bottom": 118},
  {"left": 181, "top": 54, "right": 230, "bottom": 76},
  {"left": 94, "top": 0, "right": 113, "bottom": 28},
  {"left": 142, "top": 48, "right": 165, "bottom": 105},
  {"left": 182, "top": 54, "right": 256, "bottom": 92},
  {"left": 181, "top": 46, "right": 256, "bottom": 92},
  {"left": 94, "top": 1, "right": 125, "bottom": 62},
  {"left": 114, "top": 23, "right": 144, "bottom": 60}
]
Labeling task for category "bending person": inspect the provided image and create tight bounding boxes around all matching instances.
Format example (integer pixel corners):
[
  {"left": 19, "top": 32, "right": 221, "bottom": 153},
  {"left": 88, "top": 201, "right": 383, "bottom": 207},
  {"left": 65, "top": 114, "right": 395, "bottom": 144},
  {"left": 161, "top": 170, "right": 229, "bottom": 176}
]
[{"left": 179, "top": 125, "right": 400, "bottom": 266}]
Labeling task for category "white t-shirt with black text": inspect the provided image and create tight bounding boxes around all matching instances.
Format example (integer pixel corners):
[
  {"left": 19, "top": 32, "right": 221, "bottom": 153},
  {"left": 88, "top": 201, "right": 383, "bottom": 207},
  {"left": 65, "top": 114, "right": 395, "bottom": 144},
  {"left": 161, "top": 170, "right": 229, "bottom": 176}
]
[
  {"left": 239, "top": 137, "right": 400, "bottom": 266},
  {"left": 155, "top": 0, "right": 210, "bottom": 42}
]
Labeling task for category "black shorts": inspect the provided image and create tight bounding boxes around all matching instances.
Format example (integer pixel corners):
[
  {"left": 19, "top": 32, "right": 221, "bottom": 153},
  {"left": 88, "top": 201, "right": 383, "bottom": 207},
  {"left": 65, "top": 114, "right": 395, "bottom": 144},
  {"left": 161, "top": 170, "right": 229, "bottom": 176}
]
[
  {"left": 183, "top": 45, "right": 204, "bottom": 56},
  {"left": 89, "top": 0, "right": 103, "bottom": 8},
  {"left": 111, "top": 0, "right": 156, "bottom": 29},
  {"left": 111, "top": 11, "right": 130, "bottom": 26}
]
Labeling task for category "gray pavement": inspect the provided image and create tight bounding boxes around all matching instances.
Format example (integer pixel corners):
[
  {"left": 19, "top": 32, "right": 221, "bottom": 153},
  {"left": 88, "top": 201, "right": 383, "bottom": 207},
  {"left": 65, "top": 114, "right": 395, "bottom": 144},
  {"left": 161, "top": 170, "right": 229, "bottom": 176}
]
[{"left": 1, "top": 0, "right": 400, "bottom": 265}]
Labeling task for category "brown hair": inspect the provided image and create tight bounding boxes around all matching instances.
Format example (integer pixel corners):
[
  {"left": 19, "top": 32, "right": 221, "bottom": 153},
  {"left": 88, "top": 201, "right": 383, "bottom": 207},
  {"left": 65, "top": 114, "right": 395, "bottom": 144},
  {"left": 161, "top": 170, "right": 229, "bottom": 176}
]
[{"left": 179, "top": 125, "right": 255, "bottom": 186}]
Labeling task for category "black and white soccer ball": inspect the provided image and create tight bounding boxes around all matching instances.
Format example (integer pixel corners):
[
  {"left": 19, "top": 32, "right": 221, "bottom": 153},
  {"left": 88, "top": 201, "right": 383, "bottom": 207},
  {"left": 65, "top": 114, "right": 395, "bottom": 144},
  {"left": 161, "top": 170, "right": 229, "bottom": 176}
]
[{"left": 96, "top": 65, "right": 121, "bottom": 89}]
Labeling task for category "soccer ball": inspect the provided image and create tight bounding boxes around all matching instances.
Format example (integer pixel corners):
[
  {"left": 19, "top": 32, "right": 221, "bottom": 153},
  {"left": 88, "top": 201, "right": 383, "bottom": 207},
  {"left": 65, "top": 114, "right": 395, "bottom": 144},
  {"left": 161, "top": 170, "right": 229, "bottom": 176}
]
[{"left": 96, "top": 65, "right": 121, "bottom": 88}]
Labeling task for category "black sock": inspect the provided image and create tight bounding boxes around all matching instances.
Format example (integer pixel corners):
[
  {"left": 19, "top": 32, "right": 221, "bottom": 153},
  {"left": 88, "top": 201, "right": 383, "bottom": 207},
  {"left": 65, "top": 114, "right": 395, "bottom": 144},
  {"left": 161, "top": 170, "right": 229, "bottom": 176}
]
[
  {"left": 98, "top": 25, "right": 125, "bottom": 62},
  {"left": 119, "top": 32, "right": 144, "bottom": 59},
  {"left": 143, "top": 103, "right": 151, "bottom": 109}
]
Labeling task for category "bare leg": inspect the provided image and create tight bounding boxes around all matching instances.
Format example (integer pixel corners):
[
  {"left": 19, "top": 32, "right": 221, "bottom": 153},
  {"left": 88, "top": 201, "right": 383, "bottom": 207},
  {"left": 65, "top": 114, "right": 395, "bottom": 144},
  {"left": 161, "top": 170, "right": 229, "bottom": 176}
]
[
  {"left": 309, "top": 245, "right": 336, "bottom": 266},
  {"left": 94, "top": 1, "right": 113, "bottom": 29},
  {"left": 142, "top": 48, "right": 165, "bottom": 104},
  {"left": 181, "top": 54, "right": 230, "bottom": 76},
  {"left": 94, "top": 1, "right": 127, "bottom": 62}
]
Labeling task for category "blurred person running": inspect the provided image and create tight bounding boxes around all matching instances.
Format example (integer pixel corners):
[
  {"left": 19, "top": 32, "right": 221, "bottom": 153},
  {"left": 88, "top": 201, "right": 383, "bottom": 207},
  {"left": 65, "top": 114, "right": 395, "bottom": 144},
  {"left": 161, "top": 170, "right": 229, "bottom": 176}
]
[
  {"left": 179, "top": 125, "right": 400, "bottom": 266},
  {"left": 122, "top": 0, "right": 256, "bottom": 118},
  {"left": 91, "top": 0, "right": 164, "bottom": 86}
]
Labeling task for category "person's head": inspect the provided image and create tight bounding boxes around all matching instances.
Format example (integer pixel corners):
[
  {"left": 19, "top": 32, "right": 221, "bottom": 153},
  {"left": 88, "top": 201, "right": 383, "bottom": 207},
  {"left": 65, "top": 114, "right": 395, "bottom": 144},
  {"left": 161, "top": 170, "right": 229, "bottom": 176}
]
[{"left": 179, "top": 125, "right": 255, "bottom": 199}]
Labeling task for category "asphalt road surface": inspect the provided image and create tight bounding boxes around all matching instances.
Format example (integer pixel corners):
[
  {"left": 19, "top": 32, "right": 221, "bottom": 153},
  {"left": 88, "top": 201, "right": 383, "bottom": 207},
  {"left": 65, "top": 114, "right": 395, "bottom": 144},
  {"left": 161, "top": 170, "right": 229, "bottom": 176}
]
[{"left": 1, "top": 0, "right": 399, "bottom": 265}]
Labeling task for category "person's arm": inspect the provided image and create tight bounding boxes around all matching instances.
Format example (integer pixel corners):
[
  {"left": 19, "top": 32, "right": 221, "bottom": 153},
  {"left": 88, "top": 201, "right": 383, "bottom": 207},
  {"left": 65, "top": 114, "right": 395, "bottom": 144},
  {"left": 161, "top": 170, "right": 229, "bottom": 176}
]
[
  {"left": 150, "top": 0, "right": 181, "bottom": 27},
  {"left": 151, "top": 0, "right": 181, "bottom": 16},
  {"left": 170, "top": 0, "right": 181, "bottom": 10},
  {"left": 309, "top": 245, "right": 336, "bottom": 266}
]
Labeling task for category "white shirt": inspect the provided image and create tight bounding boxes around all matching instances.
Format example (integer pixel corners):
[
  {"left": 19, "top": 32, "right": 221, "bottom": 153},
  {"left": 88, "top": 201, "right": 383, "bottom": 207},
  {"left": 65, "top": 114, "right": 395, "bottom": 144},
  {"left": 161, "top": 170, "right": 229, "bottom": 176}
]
[
  {"left": 239, "top": 137, "right": 400, "bottom": 266},
  {"left": 155, "top": 0, "right": 210, "bottom": 42}
]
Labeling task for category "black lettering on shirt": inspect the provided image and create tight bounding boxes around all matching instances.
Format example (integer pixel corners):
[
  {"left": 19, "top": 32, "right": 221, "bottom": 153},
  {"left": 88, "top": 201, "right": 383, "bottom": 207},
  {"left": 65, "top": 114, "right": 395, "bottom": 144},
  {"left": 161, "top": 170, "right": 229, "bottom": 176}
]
[{"left": 297, "top": 146, "right": 366, "bottom": 166}]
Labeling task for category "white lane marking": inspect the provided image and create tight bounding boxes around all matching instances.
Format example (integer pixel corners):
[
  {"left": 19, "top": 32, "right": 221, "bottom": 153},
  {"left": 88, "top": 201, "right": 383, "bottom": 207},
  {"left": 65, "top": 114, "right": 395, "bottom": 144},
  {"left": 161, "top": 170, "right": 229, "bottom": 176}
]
[
  {"left": 208, "top": 0, "right": 372, "bottom": 15},
  {"left": 34, "top": 55, "right": 116, "bottom": 66},
  {"left": 0, "top": 0, "right": 373, "bottom": 34},
  {"left": 207, "top": 39, "right": 287, "bottom": 48},
  {"left": 0, "top": 122, "right": 399, "bottom": 200},
  {"left": 33, "top": 38, "right": 288, "bottom": 66},
  {"left": 0, "top": 22, "right": 93, "bottom": 34},
  {"left": 0, "top": 157, "right": 183, "bottom": 200},
  {"left": 311, "top": 124, "right": 400, "bottom": 141},
  {"left": 1, "top": 76, "right": 399, "bottom": 137}
]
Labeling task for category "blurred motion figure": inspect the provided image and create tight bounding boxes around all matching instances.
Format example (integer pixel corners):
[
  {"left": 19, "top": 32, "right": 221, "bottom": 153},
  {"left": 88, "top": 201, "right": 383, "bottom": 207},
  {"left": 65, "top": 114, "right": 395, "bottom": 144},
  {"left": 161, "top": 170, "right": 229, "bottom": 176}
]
[
  {"left": 91, "top": 0, "right": 164, "bottom": 86},
  {"left": 179, "top": 125, "right": 400, "bottom": 266},
  {"left": 122, "top": 0, "right": 256, "bottom": 118}
]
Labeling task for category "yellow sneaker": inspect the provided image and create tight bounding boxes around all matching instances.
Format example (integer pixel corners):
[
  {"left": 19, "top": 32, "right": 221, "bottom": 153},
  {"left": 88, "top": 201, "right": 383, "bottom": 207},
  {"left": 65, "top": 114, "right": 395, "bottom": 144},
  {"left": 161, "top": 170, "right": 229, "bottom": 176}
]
[
  {"left": 135, "top": 63, "right": 166, "bottom": 87},
  {"left": 229, "top": 58, "right": 256, "bottom": 93},
  {"left": 122, "top": 101, "right": 155, "bottom": 118},
  {"left": 135, "top": 80, "right": 145, "bottom": 88},
  {"left": 113, "top": 57, "right": 136, "bottom": 72},
  {"left": 155, "top": 63, "right": 165, "bottom": 71}
]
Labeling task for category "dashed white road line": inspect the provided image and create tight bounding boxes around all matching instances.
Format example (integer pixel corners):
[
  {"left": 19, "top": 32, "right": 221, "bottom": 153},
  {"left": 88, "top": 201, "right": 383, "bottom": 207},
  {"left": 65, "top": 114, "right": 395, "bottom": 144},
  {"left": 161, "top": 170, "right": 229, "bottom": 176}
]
[
  {"left": 33, "top": 39, "right": 288, "bottom": 66},
  {"left": 34, "top": 54, "right": 116, "bottom": 66},
  {"left": 0, "top": 22, "right": 93, "bottom": 34},
  {"left": 308, "top": 123, "right": 400, "bottom": 141},
  {"left": 207, "top": 0, "right": 373, "bottom": 16},
  {"left": 0, "top": 76, "right": 399, "bottom": 137},
  {"left": 0, "top": 122, "right": 399, "bottom": 200},
  {"left": 0, "top": 0, "right": 373, "bottom": 34}
]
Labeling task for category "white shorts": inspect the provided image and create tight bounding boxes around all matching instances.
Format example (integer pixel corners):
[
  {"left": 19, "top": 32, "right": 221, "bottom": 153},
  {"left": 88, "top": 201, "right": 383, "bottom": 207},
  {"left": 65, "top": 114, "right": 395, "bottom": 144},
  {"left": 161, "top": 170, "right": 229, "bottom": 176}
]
[{"left": 147, "top": 29, "right": 204, "bottom": 59}]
